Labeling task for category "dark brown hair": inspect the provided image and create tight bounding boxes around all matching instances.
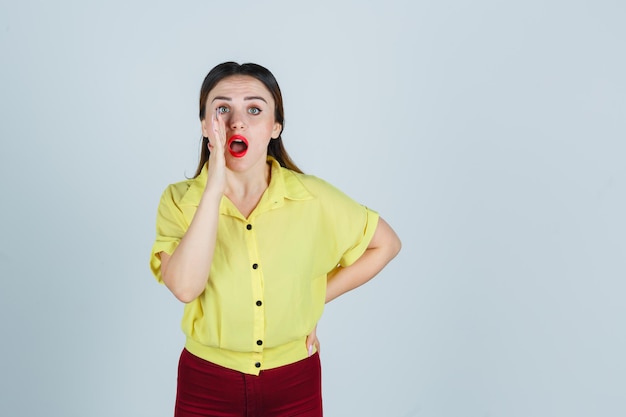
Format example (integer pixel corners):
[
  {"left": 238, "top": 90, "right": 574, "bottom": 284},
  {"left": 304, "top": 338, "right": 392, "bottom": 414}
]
[{"left": 193, "top": 62, "right": 302, "bottom": 177}]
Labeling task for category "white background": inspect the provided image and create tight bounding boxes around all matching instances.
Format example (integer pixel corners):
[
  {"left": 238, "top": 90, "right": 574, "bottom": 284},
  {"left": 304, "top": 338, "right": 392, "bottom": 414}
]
[{"left": 1, "top": 1, "right": 625, "bottom": 416}]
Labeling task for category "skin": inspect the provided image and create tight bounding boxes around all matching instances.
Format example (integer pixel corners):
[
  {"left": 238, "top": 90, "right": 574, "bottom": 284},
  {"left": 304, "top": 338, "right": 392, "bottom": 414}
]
[{"left": 158, "top": 75, "right": 401, "bottom": 356}]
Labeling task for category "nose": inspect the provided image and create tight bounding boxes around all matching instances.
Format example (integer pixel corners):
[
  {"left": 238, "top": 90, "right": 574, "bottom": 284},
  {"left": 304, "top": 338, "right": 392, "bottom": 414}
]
[{"left": 228, "top": 108, "right": 246, "bottom": 130}]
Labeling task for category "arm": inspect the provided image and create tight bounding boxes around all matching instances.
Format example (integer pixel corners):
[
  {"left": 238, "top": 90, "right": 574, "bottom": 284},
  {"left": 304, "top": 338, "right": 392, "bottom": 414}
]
[
  {"left": 159, "top": 191, "right": 221, "bottom": 303},
  {"left": 325, "top": 216, "right": 401, "bottom": 303},
  {"left": 308, "top": 217, "right": 400, "bottom": 353},
  {"left": 160, "top": 111, "right": 227, "bottom": 303}
]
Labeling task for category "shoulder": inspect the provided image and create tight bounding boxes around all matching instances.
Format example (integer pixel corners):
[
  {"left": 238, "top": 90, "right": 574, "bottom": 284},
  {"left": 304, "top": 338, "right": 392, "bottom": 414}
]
[
  {"left": 161, "top": 178, "right": 192, "bottom": 199},
  {"left": 282, "top": 168, "right": 353, "bottom": 202},
  {"left": 158, "top": 175, "right": 203, "bottom": 208}
]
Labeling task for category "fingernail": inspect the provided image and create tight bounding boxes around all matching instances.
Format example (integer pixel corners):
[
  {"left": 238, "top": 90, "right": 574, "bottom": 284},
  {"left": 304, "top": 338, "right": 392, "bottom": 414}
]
[{"left": 308, "top": 345, "right": 313, "bottom": 357}]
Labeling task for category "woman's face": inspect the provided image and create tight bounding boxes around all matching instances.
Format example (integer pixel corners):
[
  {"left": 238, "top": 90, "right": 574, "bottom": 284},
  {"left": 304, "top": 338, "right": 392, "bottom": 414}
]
[{"left": 201, "top": 75, "right": 282, "bottom": 170}]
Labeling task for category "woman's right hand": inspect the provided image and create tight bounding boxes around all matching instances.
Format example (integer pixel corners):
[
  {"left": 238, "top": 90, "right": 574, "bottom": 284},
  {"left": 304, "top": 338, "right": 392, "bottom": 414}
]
[
  {"left": 162, "top": 109, "right": 227, "bottom": 303},
  {"left": 205, "top": 108, "right": 227, "bottom": 196}
]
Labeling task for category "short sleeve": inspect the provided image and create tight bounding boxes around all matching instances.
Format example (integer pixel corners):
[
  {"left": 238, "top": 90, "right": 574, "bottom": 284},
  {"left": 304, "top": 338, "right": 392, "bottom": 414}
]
[
  {"left": 338, "top": 206, "right": 379, "bottom": 267},
  {"left": 149, "top": 185, "right": 188, "bottom": 283},
  {"left": 302, "top": 175, "right": 380, "bottom": 268}
]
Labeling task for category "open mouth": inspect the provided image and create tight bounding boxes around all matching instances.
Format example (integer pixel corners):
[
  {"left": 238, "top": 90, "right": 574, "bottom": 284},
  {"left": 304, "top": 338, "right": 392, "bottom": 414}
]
[{"left": 227, "top": 135, "right": 249, "bottom": 158}]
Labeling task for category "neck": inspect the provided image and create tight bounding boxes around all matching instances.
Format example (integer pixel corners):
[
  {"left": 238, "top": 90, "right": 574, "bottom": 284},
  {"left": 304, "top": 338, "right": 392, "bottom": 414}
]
[{"left": 224, "top": 158, "right": 271, "bottom": 200}]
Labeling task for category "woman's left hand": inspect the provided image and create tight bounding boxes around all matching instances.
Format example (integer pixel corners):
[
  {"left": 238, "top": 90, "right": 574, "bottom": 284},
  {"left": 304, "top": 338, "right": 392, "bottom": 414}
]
[{"left": 306, "top": 325, "right": 320, "bottom": 356}]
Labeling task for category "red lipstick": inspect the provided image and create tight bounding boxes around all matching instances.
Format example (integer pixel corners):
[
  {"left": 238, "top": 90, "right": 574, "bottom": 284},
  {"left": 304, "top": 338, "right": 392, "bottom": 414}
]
[{"left": 227, "top": 135, "right": 249, "bottom": 158}]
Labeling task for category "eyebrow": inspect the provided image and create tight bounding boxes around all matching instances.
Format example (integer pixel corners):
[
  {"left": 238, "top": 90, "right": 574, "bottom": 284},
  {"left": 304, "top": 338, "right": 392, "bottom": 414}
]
[{"left": 211, "top": 95, "right": 268, "bottom": 103}]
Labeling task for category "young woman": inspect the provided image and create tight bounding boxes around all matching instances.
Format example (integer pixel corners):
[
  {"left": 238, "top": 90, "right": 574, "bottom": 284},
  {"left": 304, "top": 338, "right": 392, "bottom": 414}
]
[{"left": 150, "top": 62, "right": 401, "bottom": 416}]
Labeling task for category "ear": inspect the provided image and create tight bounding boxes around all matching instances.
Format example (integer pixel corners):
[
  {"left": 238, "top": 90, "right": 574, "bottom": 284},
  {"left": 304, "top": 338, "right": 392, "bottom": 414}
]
[
  {"left": 201, "top": 118, "right": 210, "bottom": 138},
  {"left": 271, "top": 122, "right": 282, "bottom": 139}
]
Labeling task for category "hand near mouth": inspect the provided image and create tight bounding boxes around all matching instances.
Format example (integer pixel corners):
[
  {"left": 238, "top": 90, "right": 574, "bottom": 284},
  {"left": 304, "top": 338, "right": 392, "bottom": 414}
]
[{"left": 205, "top": 109, "right": 227, "bottom": 196}]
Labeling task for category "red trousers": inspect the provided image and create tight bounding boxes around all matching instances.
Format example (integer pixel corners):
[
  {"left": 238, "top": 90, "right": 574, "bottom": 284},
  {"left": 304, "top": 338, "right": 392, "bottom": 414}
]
[{"left": 175, "top": 349, "right": 323, "bottom": 417}]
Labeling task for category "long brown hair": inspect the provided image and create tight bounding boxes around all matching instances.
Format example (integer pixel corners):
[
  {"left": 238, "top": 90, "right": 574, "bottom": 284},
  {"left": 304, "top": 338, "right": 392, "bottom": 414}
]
[{"left": 193, "top": 62, "right": 302, "bottom": 177}]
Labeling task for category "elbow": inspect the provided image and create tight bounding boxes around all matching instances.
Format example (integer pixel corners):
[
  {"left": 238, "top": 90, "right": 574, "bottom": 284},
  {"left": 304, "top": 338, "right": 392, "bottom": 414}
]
[
  {"left": 386, "top": 233, "right": 401, "bottom": 262},
  {"left": 375, "top": 216, "right": 401, "bottom": 261},
  {"left": 391, "top": 234, "right": 402, "bottom": 258},
  {"left": 172, "top": 288, "right": 201, "bottom": 304},
  {"left": 383, "top": 219, "right": 402, "bottom": 260},
  {"left": 162, "top": 274, "right": 204, "bottom": 303}
]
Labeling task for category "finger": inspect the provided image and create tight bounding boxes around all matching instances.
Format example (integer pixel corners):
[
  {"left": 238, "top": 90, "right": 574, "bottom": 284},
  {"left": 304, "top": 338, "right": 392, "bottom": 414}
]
[
  {"left": 209, "top": 111, "right": 217, "bottom": 144},
  {"left": 212, "top": 109, "right": 228, "bottom": 149},
  {"left": 205, "top": 117, "right": 215, "bottom": 150},
  {"left": 208, "top": 112, "right": 223, "bottom": 155},
  {"left": 212, "top": 108, "right": 219, "bottom": 135},
  {"left": 217, "top": 111, "right": 226, "bottom": 147},
  {"left": 306, "top": 333, "right": 315, "bottom": 356}
]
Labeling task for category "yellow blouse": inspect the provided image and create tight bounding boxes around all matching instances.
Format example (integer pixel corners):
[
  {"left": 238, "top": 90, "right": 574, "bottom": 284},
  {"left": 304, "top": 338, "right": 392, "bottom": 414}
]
[{"left": 150, "top": 157, "right": 379, "bottom": 375}]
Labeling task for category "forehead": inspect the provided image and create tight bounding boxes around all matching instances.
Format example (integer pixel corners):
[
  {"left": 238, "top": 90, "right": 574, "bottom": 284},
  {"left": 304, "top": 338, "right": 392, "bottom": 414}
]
[{"left": 209, "top": 75, "right": 273, "bottom": 102}]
